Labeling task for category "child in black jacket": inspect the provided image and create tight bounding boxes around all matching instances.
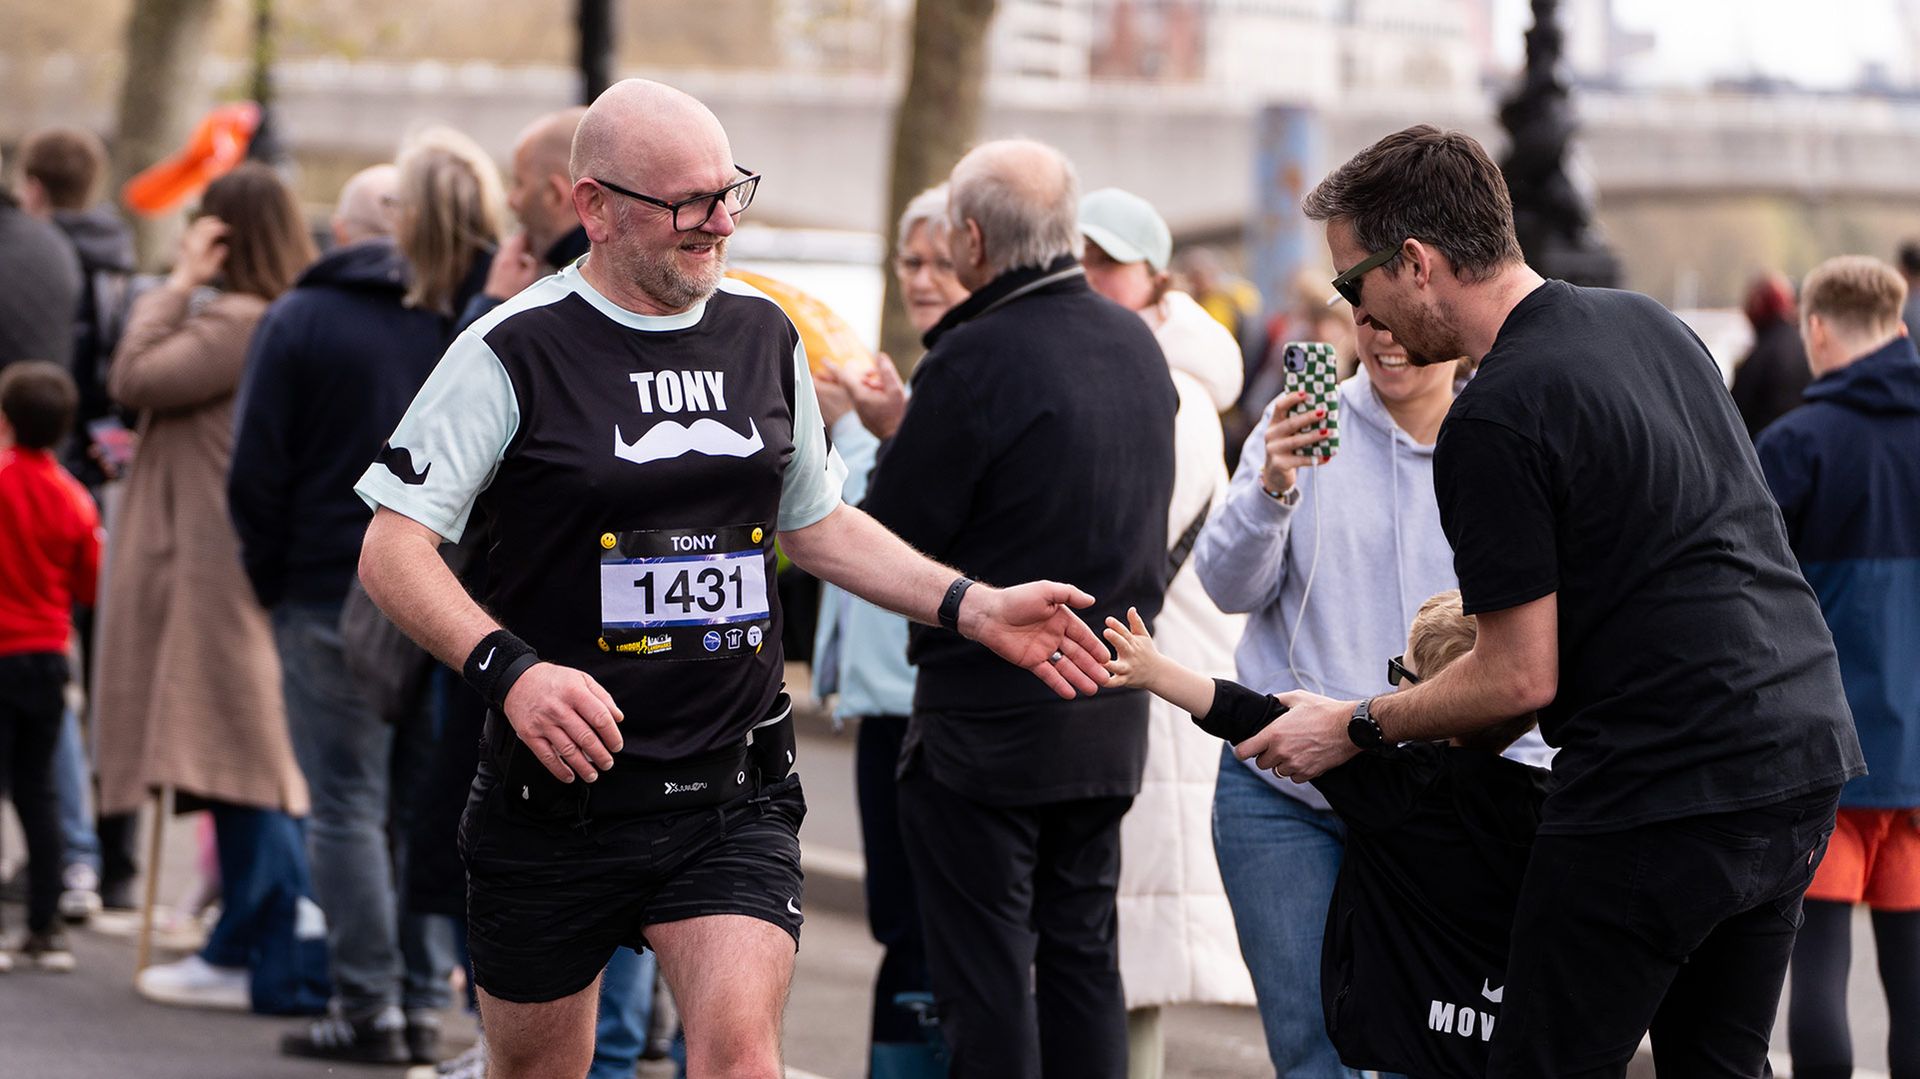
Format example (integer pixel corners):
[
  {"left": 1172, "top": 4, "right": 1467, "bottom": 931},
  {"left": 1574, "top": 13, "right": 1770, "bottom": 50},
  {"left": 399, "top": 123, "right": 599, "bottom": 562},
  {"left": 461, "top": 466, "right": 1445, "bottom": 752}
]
[{"left": 1103, "top": 591, "right": 1547, "bottom": 1079}]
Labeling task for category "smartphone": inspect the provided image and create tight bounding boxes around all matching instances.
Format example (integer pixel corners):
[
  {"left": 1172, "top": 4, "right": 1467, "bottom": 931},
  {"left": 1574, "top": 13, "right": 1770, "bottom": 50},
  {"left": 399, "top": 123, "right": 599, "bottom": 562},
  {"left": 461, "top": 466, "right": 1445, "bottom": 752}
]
[
  {"left": 87, "top": 417, "right": 135, "bottom": 474},
  {"left": 1281, "top": 341, "right": 1340, "bottom": 460}
]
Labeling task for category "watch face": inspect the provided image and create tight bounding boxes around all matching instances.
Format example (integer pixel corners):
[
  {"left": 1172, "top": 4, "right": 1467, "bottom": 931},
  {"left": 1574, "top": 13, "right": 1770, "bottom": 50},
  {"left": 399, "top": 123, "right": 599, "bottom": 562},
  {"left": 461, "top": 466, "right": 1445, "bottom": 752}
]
[{"left": 1349, "top": 709, "right": 1383, "bottom": 750}]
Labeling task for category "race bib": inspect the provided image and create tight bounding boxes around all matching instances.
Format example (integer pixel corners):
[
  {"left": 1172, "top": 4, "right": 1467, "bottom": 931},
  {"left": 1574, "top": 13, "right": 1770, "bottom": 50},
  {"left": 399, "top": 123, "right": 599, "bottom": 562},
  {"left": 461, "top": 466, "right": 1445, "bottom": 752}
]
[{"left": 597, "top": 524, "right": 773, "bottom": 661}]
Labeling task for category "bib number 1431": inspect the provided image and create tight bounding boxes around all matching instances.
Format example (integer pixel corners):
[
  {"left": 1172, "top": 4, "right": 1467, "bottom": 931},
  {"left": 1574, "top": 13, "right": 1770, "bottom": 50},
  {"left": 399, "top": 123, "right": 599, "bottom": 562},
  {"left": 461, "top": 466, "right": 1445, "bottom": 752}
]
[
  {"left": 635, "top": 563, "right": 746, "bottom": 618},
  {"left": 598, "top": 525, "right": 773, "bottom": 661},
  {"left": 603, "top": 551, "right": 767, "bottom": 628}
]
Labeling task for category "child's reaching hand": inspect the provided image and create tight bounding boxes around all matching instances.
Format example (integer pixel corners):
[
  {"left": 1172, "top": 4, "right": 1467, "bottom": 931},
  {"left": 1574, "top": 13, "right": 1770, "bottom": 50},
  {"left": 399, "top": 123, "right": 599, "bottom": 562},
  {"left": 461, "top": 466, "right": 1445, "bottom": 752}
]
[
  {"left": 1101, "top": 606, "right": 1221, "bottom": 717},
  {"left": 1102, "top": 607, "right": 1159, "bottom": 690}
]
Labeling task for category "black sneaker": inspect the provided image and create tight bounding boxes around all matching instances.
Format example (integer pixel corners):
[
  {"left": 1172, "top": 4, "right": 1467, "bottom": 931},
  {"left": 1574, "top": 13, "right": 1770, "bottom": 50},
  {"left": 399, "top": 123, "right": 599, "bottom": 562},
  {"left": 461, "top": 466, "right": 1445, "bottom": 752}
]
[
  {"left": 280, "top": 1005, "right": 409, "bottom": 1064},
  {"left": 405, "top": 1009, "right": 443, "bottom": 1065},
  {"left": 18, "top": 931, "right": 76, "bottom": 973},
  {"left": 98, "top": 874, "right": 138, "bottom": 913}
]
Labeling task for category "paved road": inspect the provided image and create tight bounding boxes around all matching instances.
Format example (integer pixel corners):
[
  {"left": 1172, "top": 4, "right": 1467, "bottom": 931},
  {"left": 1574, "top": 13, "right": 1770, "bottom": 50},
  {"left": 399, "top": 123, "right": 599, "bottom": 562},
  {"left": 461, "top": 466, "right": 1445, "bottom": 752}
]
[
  {"left": 0, "top": 883, "right": 1266, "bottom": 1078},
  {"left": 0, "top": 696, "right": 1887, "bottom": 1077}
]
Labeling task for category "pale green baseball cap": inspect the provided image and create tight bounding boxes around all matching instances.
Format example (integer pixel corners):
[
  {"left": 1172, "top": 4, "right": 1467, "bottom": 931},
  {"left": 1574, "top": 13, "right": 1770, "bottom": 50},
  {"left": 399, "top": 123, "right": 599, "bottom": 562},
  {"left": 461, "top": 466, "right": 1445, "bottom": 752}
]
[{"left": 1078, "top": 187, "right": 1172, "bottom": 274}]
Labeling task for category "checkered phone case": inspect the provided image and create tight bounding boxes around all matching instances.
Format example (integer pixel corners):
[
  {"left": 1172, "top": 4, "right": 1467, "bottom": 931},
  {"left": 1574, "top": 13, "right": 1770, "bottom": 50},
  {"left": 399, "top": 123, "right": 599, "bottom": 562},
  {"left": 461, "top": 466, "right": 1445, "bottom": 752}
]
[{"left": 1282, "top": 341, "right": 1340, "bottom": 459}]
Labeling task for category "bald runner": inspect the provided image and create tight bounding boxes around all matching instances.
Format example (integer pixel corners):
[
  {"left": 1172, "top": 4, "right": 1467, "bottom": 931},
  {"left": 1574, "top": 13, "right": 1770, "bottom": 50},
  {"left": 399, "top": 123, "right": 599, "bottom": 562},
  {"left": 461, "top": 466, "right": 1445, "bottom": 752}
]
[{"left": 355, "top": 79, "right": 1115, "bottom": 1078}]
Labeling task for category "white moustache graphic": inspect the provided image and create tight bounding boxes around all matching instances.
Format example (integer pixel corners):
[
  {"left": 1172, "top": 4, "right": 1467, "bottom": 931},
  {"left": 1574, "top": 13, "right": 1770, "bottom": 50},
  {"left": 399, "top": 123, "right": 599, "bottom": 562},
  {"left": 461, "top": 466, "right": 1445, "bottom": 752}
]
[{"left": 614, "top": 417, "right": 764, "bottom": 466}]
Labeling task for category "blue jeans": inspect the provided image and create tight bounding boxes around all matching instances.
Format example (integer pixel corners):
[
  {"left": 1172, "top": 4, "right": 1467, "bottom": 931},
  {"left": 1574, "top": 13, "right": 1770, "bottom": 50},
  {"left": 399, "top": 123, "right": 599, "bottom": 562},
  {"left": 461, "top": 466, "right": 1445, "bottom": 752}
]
[
  {"left": 275, "top": 601, "right": 451, "bottom": 1017},
  {"left": 589, "top": 946, "right": 658, "bottom": 1079},
  {"left": 52, "top": 706, "right": 99, "bottom": 873},
  {"left": 200, "top": 802, "right": 330, "bottom": 1015},
  {"left": 1212, "top": 745, "right": 1360, "bottom": 1079}
]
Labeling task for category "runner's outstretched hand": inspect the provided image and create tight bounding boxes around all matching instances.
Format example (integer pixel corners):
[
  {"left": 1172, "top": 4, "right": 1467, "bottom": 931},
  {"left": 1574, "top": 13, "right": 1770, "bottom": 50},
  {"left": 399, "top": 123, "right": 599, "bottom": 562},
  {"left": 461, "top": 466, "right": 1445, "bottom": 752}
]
[
  {"left": 960, "top": 581, "right": 1112, "bottom": 699},
  {"left": 502, "top": 664, "right": 625, "bottom": 783}
]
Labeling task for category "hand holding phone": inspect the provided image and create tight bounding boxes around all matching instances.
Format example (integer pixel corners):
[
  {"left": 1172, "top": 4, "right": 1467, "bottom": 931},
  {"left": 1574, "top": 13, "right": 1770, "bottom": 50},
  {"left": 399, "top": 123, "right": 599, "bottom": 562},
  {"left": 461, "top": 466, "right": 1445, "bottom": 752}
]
[{"left": 1262, "top": 342, "right": 1340, "bottom": 493}]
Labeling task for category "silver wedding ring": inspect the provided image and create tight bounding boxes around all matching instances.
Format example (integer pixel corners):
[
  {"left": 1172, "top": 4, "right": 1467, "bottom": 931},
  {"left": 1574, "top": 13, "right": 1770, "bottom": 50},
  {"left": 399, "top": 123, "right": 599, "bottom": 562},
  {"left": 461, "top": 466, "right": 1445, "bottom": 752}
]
[{"left": 1048, "top": 650, "right": 1065, "bottom": 663}]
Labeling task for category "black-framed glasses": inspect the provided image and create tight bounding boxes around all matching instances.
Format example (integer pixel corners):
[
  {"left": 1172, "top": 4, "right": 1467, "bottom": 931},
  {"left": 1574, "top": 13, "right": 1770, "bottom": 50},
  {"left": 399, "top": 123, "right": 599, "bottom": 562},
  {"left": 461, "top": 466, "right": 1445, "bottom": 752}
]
[
  {"left": 1387, "top": 655, "right": 1421, "bottom": 687},
  {"left": 1329, "top": 241, "right": 1404, "bottom": 308},
  {"left": 590, "top": 165, "right": 759, "bottom": 232}
]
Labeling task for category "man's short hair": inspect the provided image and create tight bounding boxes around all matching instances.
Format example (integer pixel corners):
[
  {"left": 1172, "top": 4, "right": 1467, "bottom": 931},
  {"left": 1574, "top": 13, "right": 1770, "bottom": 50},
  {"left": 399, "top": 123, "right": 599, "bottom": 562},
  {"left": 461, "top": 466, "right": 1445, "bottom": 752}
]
[
  {"left": 1801, "top": 255, "right": 1907, "bottom": 342},
  {"left": 1898, "top": 241, "right": 1920, "bottom": 279},
  {"left": 19, "top": 127, "right": 109, "bottom": 211},
  {"left": 949, "top": 143, "right": 1081, "bottom": 277},
  {"left": 0, "top": 361, "right": 80, "bottom": 450},
  {"left": 1405, "top": 589, "right": 1538, "bottom": 754},
  {"left": 1301, "top": 125, "right": 1524, "bottom": 284}
]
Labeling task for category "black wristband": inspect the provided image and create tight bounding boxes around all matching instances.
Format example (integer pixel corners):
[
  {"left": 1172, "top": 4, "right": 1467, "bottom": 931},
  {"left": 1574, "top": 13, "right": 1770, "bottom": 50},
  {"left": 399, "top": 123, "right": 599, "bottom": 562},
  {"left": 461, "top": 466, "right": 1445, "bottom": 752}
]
[
  {"left": 463, "top": 630, "right": 539, "bottom": 711},
  {"left": 937, "top": 576, "right": 975, "bottom": 634}
]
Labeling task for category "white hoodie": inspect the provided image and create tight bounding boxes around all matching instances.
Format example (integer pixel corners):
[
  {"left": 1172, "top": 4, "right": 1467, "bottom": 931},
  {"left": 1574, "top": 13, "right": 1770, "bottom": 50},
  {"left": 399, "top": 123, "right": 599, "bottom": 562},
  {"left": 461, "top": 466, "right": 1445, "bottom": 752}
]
[{"left": 1116, "top": 289, "right": 1257, "bottom": 1009}]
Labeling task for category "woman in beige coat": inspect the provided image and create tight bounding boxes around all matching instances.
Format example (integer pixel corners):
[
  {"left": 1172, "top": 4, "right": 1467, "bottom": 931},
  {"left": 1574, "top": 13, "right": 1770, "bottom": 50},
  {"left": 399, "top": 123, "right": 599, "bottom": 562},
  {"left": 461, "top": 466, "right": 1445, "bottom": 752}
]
[{"left": 95, "top": 163, "right": 326, "bottom": 1014}]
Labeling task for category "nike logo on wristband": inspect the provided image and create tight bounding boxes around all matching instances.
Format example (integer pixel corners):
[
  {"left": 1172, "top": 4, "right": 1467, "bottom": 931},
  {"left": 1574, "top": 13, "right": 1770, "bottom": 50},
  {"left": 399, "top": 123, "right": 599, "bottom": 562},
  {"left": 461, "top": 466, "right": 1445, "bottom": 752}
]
[{"left": 478, "top": 647, "right": 496, "bottom": 671}]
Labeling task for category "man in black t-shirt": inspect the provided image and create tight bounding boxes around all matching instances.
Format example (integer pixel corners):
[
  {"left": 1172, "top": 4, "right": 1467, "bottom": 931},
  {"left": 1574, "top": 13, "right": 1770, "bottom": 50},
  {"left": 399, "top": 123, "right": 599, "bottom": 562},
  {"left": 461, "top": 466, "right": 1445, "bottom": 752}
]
[
  {"left": 1237, "top": 125, "right": 1864, "bottom": 1077},
  {"left": 355, "top": 80, "right": 1115, "bottom": 1079}
]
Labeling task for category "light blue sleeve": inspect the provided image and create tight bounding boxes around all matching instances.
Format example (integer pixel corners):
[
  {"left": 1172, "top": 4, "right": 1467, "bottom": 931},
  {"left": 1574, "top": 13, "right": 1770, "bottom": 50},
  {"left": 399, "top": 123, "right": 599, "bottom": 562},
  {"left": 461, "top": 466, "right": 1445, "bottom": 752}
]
[
  {"left": 352, "top": 331, "right": 519, "bottom": 543},
  {"left": 776, "top": 338, "right": 848, "bottom": 532},
  {"left": 829, "top": 413, "right": 882, "bottom": 503},
  {"left": 1192, "top": 397, "right": 1300, "bottom": 614}
]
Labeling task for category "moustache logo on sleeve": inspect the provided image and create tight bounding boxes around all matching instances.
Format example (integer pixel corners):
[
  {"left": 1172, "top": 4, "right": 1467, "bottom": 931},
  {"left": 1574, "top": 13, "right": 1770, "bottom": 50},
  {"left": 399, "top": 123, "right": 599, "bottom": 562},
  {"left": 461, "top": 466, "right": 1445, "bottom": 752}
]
[{"left": 376, "top": 443, "right": 432, "bottom": 485}]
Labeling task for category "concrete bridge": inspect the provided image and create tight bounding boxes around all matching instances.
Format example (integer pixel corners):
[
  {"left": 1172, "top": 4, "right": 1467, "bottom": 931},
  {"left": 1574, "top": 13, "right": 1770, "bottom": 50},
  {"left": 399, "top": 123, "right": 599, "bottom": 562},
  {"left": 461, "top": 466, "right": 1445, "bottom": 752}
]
[{"left": 10, "top": 56, "right": 1920, "bottom": 302}]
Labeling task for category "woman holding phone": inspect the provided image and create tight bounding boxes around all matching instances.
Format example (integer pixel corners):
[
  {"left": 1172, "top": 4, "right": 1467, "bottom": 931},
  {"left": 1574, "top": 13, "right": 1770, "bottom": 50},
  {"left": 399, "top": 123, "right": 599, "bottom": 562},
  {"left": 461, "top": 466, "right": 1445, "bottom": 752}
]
[{"left": 1191, "top": 309, "right": 1497, "bottom": 1076}]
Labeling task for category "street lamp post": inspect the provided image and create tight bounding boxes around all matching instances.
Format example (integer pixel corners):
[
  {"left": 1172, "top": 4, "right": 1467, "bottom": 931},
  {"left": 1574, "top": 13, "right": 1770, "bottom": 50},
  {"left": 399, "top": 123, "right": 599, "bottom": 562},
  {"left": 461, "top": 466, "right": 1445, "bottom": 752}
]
[
  {"left": 1499, "top": 0, "right": 1619, "bottom": 287},
  {"left": 246, "top": 0, "right": 285, "bottom": 164},
  {"left": 578, "top": 0, "right": 615, "bottom": 105}
]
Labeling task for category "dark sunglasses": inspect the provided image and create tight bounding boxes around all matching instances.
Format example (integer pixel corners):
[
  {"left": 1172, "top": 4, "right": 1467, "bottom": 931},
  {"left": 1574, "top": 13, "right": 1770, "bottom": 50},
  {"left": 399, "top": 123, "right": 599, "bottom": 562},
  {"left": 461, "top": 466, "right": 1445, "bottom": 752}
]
[
  {"left": 1387, "top": 655, "right": 1421, "bottom": 686},
  {"left": 590, "top": 165, "right": 759, "bottom": 233},
  {"left": 1329, "top": 241, "right": 1404, "bottom": 308}
]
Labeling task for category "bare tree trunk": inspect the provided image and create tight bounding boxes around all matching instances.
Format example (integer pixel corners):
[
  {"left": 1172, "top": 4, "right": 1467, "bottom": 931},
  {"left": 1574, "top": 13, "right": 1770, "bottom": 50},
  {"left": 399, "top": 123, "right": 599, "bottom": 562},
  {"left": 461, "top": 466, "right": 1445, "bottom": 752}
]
[
  {"left": 878, "top": 0, "right": 997, "bottom": 371},
  {"left": 112, "top": 0, "right": 220, "bottom": 270}
]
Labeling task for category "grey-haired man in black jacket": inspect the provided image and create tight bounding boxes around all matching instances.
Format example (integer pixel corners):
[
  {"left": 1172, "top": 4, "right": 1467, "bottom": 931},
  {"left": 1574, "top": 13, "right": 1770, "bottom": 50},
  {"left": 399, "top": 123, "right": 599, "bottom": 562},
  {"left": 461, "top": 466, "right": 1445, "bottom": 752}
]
[{"left": 864, "top": 138, "right": 1179, "bottom": 1079}]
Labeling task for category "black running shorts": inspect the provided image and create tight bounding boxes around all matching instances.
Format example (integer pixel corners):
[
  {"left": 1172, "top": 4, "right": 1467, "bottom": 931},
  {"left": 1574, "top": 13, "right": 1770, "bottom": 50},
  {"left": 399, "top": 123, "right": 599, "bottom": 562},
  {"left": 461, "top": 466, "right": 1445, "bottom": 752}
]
[{"left": 459, "top": 760, "right": 808, "bottom": 1004}]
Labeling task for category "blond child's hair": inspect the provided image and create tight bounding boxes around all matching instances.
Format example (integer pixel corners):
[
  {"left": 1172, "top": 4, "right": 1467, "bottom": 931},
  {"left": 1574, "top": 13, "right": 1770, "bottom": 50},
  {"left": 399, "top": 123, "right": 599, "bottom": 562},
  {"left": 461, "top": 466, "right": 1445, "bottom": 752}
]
[{"left": 1405, "top": 590, "right": 1538, "bottom": 753}]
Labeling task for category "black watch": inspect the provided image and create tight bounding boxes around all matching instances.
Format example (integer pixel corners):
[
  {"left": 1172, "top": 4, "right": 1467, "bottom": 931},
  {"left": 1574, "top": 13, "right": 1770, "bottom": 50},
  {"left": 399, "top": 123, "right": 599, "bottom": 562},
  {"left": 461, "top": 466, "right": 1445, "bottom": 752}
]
[{"left": 1347, "top": 697, "right": 1385, "bottom": 752}]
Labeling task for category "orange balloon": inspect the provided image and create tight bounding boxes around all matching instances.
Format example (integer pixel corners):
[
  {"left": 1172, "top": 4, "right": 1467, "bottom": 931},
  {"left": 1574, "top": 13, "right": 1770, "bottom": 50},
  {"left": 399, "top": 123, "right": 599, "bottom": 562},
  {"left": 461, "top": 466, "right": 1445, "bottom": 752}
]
[
  {"left": 121, "top": 102, "right": 262, "bottom": 216},
  {"left": 726, "top": 268, "right": 876, "bottom": 378}
]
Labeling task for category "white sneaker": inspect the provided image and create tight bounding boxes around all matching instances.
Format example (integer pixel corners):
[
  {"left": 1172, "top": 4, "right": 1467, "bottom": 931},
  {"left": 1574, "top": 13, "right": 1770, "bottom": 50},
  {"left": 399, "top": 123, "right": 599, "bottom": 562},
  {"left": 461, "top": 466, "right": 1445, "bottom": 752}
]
[
  {"left": 135, "top": 954, "right": 250, "bottom": 1011},
  {"left": 434, "top": 1039, "right": 487, "bottom": 1078},
  {"left": 59, "top": 863, "right": 102, "bottom": 924}
]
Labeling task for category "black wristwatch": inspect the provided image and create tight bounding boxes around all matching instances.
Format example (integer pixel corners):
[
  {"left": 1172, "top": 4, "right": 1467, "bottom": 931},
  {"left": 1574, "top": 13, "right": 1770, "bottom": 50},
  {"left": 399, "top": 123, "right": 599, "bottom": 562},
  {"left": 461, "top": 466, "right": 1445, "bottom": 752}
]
[{"left": 1347, "top": 697, "right": 1385, "bottom": 752}]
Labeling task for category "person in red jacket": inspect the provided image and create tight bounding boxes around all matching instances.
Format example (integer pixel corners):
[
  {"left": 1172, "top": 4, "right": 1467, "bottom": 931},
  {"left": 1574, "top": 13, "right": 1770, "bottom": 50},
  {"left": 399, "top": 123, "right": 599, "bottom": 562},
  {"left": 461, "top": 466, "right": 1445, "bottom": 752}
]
[{"left": 0, "top": 360, "right": 101, "bottom": 973}]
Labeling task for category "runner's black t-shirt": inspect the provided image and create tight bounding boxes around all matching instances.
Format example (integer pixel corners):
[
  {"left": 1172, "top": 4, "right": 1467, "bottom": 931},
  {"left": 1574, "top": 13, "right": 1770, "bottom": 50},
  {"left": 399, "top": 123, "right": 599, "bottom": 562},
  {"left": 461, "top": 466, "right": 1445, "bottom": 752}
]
[
  {"left": 1434, "top": 280, "right": 1863, "bottom": 834},
  {"left": 356, "top": 265, "right": 845, "bottom": 761}
]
